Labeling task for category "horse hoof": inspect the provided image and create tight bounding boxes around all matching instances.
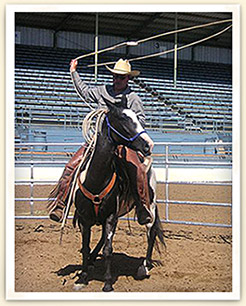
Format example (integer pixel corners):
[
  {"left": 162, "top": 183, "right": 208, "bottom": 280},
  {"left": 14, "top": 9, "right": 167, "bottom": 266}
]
[
  {"left": 76, "top": 272, "right": 88, "bottom": 286},
  {"left": 136, "top": 265, "right": 150, "bottom": 280},
  {"left": 102, "top": 284, "right": 114, "bottom": 292}
]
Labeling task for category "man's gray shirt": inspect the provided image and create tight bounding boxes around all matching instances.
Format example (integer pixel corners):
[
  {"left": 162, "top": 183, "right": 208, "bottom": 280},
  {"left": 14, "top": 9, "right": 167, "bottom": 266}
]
[{"left": 71, "top": 71, "right": 146, "bottom": 127}]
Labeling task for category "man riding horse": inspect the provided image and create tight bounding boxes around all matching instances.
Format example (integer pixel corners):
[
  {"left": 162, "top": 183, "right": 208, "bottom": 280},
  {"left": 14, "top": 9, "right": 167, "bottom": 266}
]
[{"left": 48, "top": 58, "right": 154, "bottom": 225}]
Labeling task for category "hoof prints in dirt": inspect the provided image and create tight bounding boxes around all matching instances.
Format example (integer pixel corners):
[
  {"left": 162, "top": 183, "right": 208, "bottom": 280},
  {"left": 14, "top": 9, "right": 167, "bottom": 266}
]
[{"left": 164, "top": 230, "right": 232, "bottom": 245}]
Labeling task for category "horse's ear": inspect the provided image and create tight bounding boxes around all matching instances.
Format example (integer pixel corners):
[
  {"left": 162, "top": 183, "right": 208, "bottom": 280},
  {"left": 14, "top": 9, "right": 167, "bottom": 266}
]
[
  {"left": 102, "top": 95, "right": 127, "bottom": 110},
  {"left": 102, "top": 96, "right": 122, "bottom": 118}
]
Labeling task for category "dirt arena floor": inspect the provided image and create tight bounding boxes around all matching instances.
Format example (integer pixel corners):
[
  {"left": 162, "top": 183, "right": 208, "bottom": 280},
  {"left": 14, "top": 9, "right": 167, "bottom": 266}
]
[{"left": 15, "top": 184, "right": 232, "bottom": 292}]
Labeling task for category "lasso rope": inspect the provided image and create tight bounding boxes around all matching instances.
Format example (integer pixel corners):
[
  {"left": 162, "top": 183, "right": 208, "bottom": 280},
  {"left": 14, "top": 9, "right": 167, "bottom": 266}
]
[
  {"left": 87, "top": 24, "right": 232, "bottom": 67},
  {"left": 129, "top": 24, "right": 232, "bottom": 64},
  {"left": 74, "top": 18, "right": 232, "bottom": 64},
  {"left": 82, "top": 108, "right": 107, "bottom": 143},
  {"left": 59, "top": 108, "right": 107, "bottom": 243},
  {"left": 135, "top": 18, "right": 232, "bottom": 44},
  {"left": 59, "top": 137, "right": 94, "bottom": 244}
]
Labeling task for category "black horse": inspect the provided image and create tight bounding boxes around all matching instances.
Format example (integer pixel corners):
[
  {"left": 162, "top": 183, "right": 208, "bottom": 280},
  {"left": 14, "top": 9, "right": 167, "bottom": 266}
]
[{"left": 72, "top": 99, "right": 165, "bottom": 292}]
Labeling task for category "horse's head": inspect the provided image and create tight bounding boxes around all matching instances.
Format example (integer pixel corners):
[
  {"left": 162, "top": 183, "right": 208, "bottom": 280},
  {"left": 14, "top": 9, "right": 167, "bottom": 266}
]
[{"left": 103, "top": 96, "right": 152, "bottom": 157}]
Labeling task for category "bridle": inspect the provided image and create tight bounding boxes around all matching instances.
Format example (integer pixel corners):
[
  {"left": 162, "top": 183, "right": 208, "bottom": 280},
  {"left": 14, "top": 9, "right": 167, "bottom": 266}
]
[{"left": 105, "top": 115, "right": 147, "bottom": 145}]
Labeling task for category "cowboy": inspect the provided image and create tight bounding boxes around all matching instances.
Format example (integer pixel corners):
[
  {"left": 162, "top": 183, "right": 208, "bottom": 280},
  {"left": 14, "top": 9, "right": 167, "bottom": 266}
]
[{"left": 49, "top": 58, "right": 154, "bottom": 225}]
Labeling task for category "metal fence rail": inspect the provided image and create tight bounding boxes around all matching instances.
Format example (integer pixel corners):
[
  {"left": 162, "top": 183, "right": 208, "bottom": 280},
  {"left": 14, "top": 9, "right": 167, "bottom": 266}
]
[{"left": 15, "top": 142, "right": 232, "bottom": 228}]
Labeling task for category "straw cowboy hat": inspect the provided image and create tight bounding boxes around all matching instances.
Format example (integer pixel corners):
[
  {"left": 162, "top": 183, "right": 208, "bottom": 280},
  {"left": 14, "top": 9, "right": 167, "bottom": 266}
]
[{"left": 106, "top": 59, "right": 140, "bottom": 77}]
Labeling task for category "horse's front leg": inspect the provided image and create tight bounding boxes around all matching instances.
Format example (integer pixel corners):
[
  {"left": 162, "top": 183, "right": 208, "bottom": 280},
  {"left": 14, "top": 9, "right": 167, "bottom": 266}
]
[
  {"left": 88, "top": 224, "right": 106, "bottom": 265},
  {"left": 76, "top": 222, "right": 91, "bottom": 286},
  {"left": 102, "top": 214, "right": 117, "bottom": 292}
]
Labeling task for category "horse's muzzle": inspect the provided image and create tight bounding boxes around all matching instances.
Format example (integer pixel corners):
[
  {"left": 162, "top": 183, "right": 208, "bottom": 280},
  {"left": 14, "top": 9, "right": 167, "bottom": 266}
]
[{"left": 143, "top": 142, "right": 151, "bottom": 156}]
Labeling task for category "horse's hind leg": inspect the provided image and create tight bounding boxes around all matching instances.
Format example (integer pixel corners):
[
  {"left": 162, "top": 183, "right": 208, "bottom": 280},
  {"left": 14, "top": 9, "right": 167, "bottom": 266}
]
[
  {"left": 136, "top": 206, "right": 156, "bottom": 280},
  {"left": 146, "top": 205, "right": 159, "bottom": 263},
  {"left": 102, "top": 214, "right": 117, "bottom": 292},
  {"left": 137, "top": 205, "right": 164, "bottom": 280}
]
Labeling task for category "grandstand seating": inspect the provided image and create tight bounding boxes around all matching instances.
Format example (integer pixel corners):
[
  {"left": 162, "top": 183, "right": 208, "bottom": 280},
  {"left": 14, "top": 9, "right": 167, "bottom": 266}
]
[{"left": 15, "top": 44, "right": 232, "bottom": 136}]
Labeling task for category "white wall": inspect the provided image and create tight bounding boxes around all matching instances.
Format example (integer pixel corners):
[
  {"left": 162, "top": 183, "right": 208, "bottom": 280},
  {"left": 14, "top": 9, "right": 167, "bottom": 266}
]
[{"left": 15, "top": 167, "right": 232, "bottom": 183}]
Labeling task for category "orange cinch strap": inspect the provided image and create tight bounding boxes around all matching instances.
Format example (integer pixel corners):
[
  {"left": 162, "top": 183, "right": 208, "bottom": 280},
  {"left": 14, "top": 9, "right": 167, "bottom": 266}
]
[{"left": 78, "top": 172, "right": 117, "bottom": 216}]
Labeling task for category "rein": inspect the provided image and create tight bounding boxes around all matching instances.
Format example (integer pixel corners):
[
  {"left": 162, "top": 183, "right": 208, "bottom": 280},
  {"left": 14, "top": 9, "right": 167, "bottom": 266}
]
[{"left": 105, "top": 115, "right": 147, "bottom": 144}]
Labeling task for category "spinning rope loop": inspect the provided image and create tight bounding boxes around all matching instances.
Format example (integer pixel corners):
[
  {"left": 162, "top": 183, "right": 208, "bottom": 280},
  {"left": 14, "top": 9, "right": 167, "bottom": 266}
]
[
  {"left": 73, "top": 18, "right": 232, "bottom": 66},
  {"left": 87, "top": 24, "right": 232, "bottom": 68}
]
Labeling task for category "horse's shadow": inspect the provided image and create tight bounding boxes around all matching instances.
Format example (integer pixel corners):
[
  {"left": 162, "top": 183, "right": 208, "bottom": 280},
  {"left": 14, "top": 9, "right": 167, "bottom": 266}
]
[{"left": 55, "top": 252, "right": 153, "bottom": 286}]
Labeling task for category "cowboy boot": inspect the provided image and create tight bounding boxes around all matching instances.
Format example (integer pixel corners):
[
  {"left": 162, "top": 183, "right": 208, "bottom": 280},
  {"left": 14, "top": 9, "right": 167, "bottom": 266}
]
[
  {"left": 49, "top": 144, "right": 88, "bottom": 222},
  {"left": 117, "top": 146, "right": 153, "bottom": 225}
]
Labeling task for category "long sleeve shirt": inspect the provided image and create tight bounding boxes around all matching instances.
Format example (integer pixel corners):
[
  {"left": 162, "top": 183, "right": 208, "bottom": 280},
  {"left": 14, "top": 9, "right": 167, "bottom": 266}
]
[{"left": 71, "top": 71, "right": 146, "bottom": 127}]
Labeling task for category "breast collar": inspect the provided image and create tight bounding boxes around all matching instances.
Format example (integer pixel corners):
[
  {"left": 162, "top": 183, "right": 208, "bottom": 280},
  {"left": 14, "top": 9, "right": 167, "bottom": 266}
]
[{"left": 77, "top": 172, "right": 117, "bottom": 217}]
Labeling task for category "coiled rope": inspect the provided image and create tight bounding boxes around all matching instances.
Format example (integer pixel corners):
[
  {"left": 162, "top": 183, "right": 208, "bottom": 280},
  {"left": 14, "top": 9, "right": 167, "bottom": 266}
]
[
  {"left": 60, "top": 108, "right": 107, "bottom": 242},
  {"left": 82, "top": 108, "right": 107, "bottom": 143}
]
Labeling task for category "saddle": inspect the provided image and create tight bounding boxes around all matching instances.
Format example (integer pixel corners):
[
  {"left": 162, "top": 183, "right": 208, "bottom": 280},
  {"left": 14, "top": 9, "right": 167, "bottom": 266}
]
[
  {"left": 115, "top": 145, "right": 152, "bottom": 209},
  {"left": 75, "top": 146, "right": 153, "bottom": 219},
  {"left": 48, "top": 144, "right": 152, "bottom": 220}
]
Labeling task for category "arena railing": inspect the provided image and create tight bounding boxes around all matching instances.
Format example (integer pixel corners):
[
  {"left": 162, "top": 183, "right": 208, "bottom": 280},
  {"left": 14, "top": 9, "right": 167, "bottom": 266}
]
[{"left": 14, "top": 141, "right": 232, "bottom": 228}]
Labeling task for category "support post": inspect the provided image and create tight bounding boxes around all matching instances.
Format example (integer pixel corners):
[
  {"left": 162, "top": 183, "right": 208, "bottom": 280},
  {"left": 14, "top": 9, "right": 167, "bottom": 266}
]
[
  {"left": 165, "top": 145, "right": 169, "bottom": 222},
  {"left": 30, "top": 150, "right": 34, "bottom": 216},
  {"left": 95, "top": 13, "right": 99, "bottom": 83},
  {"left": 174, "top": 13, "right": 178, "bottom": 88}
]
